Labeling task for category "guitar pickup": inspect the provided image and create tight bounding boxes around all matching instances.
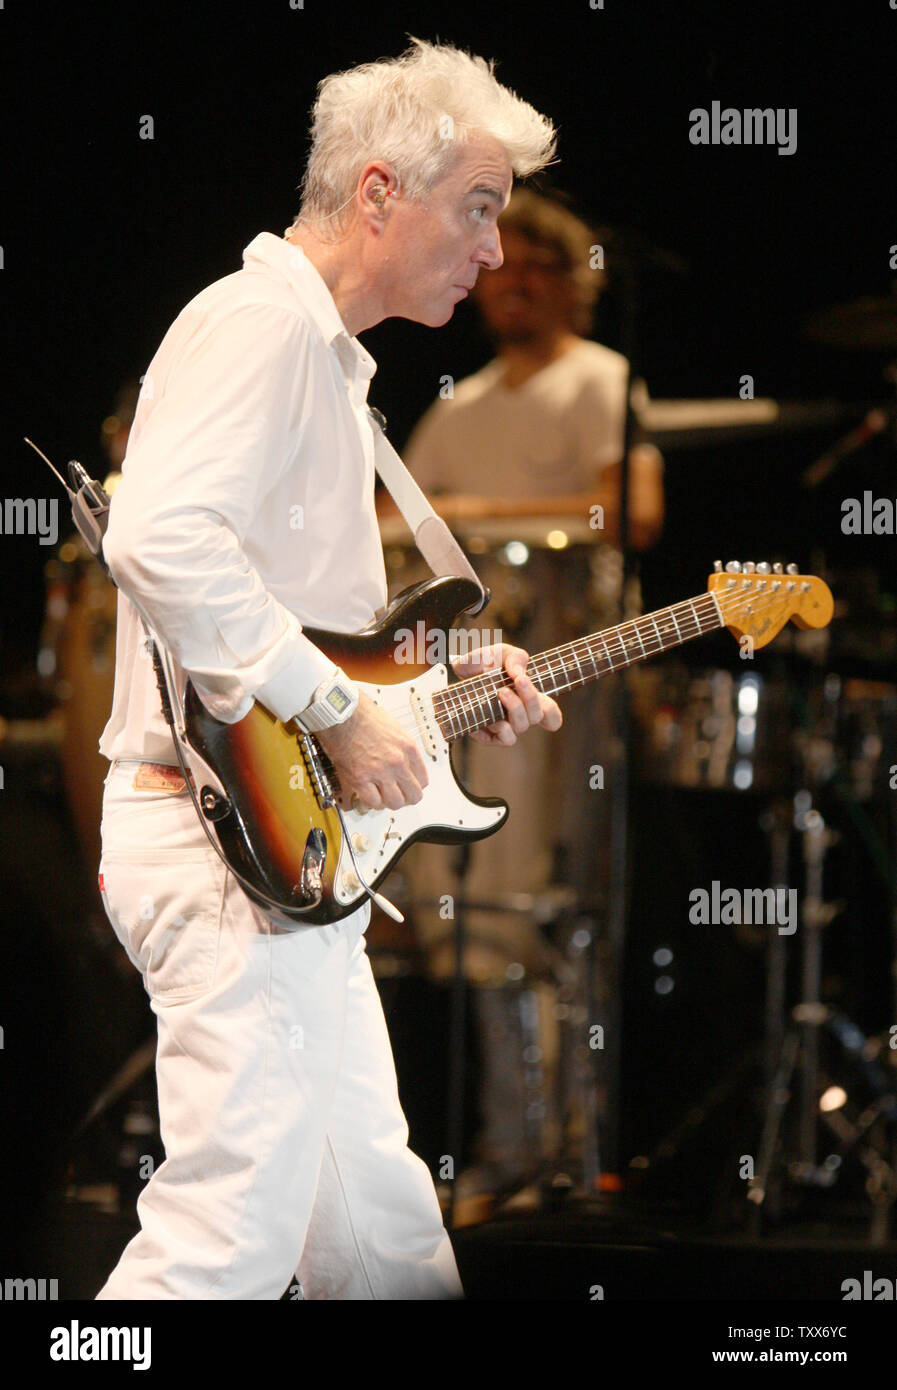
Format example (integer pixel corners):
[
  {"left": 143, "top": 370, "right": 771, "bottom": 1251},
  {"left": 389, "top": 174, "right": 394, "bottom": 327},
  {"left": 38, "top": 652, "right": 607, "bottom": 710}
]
[{"left": 410, "top": 683, "right": 443, "bottom": 759}]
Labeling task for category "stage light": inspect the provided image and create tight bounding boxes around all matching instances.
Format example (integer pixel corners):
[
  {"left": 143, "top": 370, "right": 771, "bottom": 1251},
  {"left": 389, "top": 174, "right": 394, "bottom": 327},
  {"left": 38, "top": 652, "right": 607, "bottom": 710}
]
[
  {"left": 501, "top": 541, "right": 529, "bottom": 566},
  {"left": 819, "top": 1086, "right": 848, "bottom": 1112}
]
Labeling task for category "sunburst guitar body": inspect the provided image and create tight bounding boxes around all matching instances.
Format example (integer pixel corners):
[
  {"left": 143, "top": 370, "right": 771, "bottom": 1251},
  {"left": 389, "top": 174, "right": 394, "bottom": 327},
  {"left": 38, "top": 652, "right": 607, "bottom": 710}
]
[{"left": 176, "top": 566, "right": 833, "bottom": 925}]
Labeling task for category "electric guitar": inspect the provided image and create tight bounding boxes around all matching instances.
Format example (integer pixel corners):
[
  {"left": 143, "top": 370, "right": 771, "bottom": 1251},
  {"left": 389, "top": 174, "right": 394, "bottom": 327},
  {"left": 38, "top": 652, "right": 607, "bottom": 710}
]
[{"left": 177, "top": 562, "right": 833, "bottom": 924}]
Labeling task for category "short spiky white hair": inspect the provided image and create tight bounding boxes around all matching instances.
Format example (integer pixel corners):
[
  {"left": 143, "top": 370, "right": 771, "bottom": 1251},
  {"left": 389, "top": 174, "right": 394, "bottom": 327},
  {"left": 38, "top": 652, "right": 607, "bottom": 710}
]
[{"left": 289, "top": 37, "right": 557, "bottom": 234}]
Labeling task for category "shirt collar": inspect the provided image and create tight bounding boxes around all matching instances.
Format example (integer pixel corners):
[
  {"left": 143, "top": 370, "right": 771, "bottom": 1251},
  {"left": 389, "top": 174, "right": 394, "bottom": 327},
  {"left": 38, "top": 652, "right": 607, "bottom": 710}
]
[{"left": 242, "top": 232, "right": 377, "bottom": 387}]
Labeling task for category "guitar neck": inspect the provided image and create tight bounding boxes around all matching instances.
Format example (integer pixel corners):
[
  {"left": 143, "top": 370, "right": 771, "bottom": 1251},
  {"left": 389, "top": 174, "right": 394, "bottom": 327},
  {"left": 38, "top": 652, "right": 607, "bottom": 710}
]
[{"left": 433, "top": 590, "right": 725, "bottom": 741}]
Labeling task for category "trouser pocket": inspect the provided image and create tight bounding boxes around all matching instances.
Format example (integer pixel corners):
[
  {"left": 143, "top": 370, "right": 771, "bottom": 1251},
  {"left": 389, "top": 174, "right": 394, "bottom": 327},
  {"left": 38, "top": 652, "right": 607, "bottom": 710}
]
[{"left": 99, "top": 848, "right": 228, "bottom": 1004}]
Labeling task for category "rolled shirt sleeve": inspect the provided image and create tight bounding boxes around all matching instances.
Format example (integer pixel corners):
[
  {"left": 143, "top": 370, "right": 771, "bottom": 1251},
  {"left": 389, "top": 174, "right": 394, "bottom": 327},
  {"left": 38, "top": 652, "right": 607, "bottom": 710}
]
[{"left": 102, "top": 301, "right": 337, "bottom": 724}]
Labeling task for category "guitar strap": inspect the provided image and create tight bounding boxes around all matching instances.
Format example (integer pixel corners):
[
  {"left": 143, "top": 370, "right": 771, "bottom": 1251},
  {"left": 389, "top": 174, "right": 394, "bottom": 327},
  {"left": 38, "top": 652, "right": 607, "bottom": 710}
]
[{"left": 367, "top": 408, "right": 488, "bottom": 616}]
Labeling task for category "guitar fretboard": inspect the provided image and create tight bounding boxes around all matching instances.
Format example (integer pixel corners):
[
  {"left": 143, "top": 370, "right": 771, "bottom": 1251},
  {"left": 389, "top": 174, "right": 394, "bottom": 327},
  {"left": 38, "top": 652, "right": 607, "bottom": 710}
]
[{"left": 432, "top": 591, "right": 724, "bottom": 740}]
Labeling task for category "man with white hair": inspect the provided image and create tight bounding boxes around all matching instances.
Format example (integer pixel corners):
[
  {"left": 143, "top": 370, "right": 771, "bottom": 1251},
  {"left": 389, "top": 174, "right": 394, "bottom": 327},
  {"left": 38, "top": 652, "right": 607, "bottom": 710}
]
[{"left": 95, "top": 38, "right": 561, "bottom": 1299}]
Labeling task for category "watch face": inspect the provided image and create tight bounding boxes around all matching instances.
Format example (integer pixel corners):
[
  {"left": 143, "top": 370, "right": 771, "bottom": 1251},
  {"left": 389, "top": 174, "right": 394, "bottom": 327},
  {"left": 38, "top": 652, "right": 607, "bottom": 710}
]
[{"left": 326, "top": 685, "right": 352, "bottom": 715}]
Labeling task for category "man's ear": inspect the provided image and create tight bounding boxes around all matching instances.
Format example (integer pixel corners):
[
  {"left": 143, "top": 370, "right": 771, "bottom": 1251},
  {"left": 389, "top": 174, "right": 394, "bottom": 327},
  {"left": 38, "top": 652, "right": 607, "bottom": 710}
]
[{"left": 358, "top": 165, "right": 398, "bottom": 224}]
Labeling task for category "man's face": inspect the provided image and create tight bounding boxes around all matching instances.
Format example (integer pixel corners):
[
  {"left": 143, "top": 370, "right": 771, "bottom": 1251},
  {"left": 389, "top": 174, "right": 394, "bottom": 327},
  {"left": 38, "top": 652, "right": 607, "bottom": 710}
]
[
  {"left": 379, "top": 135, "right": 512, "bottom": 327},
  {"left": 472, "top": 227, "right": 575, "bottom": 343}
]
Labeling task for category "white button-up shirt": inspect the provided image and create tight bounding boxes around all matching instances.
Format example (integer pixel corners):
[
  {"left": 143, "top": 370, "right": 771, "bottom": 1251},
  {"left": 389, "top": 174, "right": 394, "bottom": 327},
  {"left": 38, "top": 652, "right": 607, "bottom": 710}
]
[{"left": 99, "top": 232, "right": 388, "bottom": 764}]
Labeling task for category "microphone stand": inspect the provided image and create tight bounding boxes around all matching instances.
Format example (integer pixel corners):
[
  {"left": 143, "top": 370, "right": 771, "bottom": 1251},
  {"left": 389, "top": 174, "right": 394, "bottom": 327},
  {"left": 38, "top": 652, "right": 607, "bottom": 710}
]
[
  {"left": 601, "top": 248, "right": 641, "bottom": 1177},
  {"left": 576, "top": 222, "right": 685, "bottom": 1179}
]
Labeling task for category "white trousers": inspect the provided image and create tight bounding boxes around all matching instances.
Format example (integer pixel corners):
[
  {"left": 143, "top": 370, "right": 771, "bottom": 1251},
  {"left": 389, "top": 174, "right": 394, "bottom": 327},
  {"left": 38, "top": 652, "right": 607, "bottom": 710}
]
[{"left": 95, "top": 761, "right": 462, "bottom": 1300}]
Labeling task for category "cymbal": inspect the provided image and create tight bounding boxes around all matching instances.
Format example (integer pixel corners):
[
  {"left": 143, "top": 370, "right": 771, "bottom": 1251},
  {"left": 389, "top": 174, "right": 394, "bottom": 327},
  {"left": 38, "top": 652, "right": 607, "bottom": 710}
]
[{"left": 804, "top": 293, "right": 897, "bottom": 351}]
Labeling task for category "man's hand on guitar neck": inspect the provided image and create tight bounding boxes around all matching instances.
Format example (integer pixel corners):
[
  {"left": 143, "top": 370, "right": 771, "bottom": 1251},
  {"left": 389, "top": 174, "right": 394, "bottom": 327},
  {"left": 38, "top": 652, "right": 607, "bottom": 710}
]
[{"left": 451, "top": 642, "right": 563, "bottom": 746}]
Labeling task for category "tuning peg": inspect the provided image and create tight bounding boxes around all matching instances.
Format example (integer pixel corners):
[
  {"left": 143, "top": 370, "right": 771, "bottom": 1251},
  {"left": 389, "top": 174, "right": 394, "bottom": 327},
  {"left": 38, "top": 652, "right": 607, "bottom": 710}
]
[
  {"left": 713, "top": 560, "right": 723, "bottom": 573},
  {"left": 757, "top": 562, "right": 771, "bottom": 574},
  {"left": 786, "top": 563, "right": 799, "bottom": 575},
  {"left": 772, "top": 562, "right": 783, "bottom": 574},
  {"left": 725, "top": 560, "right": 742, "bottom": 573},
  {"left": 743, "top": 561, "right": 756, "bottom": 573}
]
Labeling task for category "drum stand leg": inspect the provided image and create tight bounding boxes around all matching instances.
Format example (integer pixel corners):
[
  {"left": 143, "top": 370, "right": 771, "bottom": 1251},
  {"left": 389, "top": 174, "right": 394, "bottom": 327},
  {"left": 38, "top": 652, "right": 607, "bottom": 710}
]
[
  {"left": 745, "top": 792, "right": 896, "bottom": 1231},
  {"left": 556, "top": 917, "right": 601, "bottom": 1198},
  {"left": 518, "top": 985, "right": 552, "bottom": 1185},
  {"left": 759, "top": 799, "right": 791, "bottom": 1108},
  {"left": 749, "top": 796, "right": 833, "bottom": 1215}
]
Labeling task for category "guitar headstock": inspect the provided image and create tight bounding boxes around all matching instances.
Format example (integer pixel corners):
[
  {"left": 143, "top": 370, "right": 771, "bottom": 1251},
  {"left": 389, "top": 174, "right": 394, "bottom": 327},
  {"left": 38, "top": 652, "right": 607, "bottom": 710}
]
[{"left": 708, "top": 560, "right": 834, "bottom": 649}]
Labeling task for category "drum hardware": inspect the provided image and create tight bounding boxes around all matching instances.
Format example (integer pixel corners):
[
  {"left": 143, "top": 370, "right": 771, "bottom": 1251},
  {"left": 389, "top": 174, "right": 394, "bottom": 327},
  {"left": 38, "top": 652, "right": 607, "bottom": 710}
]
[
  {"left": 794, "top": 669, "right": 897, "bottom": 1011},
  {"left": 411, "top": 857, "right": 603, "bottom": 1213},
  {"left": 758, "top": 799, "right": 792, "bottom": 1105},
  {"left": 382, "top": 511, "right": 616, "bottom": 1202},
  {"left": 747, "top": 793, "right": 841, "bottom": 1214},
  {"left": 746, "top": 774, "right": 897, "bottom": 1236},
  {"left": 639, "top": 667, "right": 895, "bottom": 1235},
  {"left": 632, "top": 664, "right": 792, "bottom": 794},
  {"left": 404, "top": 882, "right": 607, "bottom": 1200},
  {"left": 552, "top": 912, "right": 602, "bottom": 1198},
  {"left": 438, "top": 787, "right": 574, "bottom": 1227},
  {"left": 407, "top": 887, "right": 580, "bottom": 986},
  {"left": 818, "top": 1014, "right": 897, "bottom": 1245}
]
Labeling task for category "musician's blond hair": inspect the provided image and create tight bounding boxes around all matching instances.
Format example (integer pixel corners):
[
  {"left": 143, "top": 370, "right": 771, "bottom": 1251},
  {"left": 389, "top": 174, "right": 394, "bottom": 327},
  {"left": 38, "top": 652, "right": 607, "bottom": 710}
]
[{"left": 287, "top": 37, "right": 556, "bottom": 237}]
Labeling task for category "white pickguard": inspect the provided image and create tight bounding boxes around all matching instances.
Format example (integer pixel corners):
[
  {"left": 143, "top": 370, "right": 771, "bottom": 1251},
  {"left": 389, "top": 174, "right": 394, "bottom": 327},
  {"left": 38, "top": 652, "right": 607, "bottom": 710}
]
[{"left": 332, "top": 663, "right": 507, "bottom": 908}]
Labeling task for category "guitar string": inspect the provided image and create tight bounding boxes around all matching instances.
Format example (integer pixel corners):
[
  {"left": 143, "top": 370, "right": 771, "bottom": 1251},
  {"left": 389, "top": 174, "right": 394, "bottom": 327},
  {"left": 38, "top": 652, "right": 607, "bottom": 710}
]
[
  {"left": 432, "top": 583, "right": 809, "bottom": 738},
  {"left": 485, "top": 588, "right": 786, "bottom": 712},
  {"left": 308, "top": 582, "right": 813, "bottom": 748},
  {"left": 487, "top": 584, "right": 785, "bottom": 677},
  {"left": 445, "top": 595, "right": 721, "bottom": 702},
  {"left": 354, "top": 585, "right": 805, "bottom": 741}
]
